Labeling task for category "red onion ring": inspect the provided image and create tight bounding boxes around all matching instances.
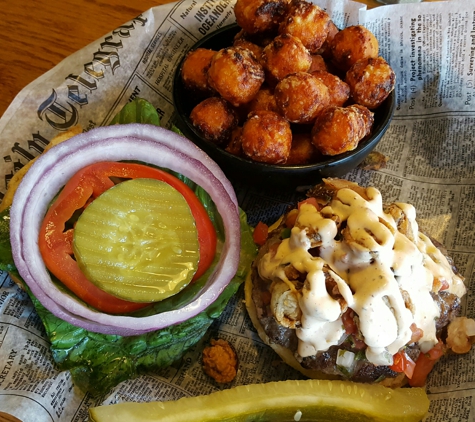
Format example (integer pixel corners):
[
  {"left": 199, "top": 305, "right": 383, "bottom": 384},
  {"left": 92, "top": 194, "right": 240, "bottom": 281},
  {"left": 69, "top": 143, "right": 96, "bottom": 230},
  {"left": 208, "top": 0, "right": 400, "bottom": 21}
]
[{"left": 10, "top": 124, "right": 241, "bottom": 336}]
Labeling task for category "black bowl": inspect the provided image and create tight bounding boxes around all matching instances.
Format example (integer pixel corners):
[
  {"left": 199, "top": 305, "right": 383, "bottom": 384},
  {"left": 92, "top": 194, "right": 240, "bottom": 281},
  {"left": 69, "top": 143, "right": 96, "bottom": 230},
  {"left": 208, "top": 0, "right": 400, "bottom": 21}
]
[{"left": 172, "top": 24, "right": 395, "bottom": 188}]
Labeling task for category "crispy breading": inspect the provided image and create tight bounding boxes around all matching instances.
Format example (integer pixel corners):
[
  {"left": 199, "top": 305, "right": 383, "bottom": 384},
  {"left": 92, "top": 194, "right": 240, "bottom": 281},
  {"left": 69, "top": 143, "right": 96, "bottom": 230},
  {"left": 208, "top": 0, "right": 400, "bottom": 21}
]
[
  {"left": 330, "top": 25, "right": 379, "bottom": 71},
  {"left": 241, "top": 110, "right": 292, "bottom": 164},
  {"left": 279, "top": 0, "right": 331, "bottom": 53},
  {"left": 190, "top": 97, "right": 238, "bottom": 144},
  {"left": 346, "top": 56, "right": 396, "bottom": 109},
  {"left": 202, "top": 338, "right": 238, "bottom": 383},
  {"left": 207, "top": 46, "right": 265, "bottom": 106}
]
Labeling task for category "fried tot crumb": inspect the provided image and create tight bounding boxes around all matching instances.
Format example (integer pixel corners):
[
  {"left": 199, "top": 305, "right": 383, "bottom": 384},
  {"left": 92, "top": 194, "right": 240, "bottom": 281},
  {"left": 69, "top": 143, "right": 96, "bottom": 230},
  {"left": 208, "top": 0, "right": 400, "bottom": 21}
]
[
  {"left": 447, "top": 317, "right": 475, "bottom": 354},
  {"left": 202, "top": 338, "right": 238, "bottom": 383},
  {"left": 358, "top": 151, "right": 389, "bottom": 170}
]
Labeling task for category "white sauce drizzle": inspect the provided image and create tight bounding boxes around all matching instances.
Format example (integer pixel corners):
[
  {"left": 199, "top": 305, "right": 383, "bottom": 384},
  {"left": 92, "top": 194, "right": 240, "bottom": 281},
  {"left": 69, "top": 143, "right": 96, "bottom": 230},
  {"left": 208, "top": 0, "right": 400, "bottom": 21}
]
[{"left": 258, "top": 187, "right": 466, "bottom": 365}]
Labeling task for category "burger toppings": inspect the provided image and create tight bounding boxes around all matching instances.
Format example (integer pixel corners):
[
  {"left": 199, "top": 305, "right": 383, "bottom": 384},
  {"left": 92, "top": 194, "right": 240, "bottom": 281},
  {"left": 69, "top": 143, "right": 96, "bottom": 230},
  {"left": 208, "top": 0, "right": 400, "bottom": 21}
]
[
  {"left": 0, "top": 99, "right": 258, "bottom": 395},
  {"left": 39, "top": 161, "right": 217, "bottom": 311},
  {"left": 10, "top": 123, "right": 243, "bottom": 336},
  {"left": 250, "top": 178, "right": 469, "bottom": 384},
  {"left": 408, "top": 340, "right": 444, "bottom": 387}
]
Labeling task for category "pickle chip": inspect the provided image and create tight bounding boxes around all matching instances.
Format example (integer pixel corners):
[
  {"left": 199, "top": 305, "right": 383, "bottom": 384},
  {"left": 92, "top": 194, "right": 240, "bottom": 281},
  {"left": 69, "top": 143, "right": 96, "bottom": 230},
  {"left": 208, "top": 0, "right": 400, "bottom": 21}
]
[
  {"left": 89, "top": 379, "right": 429, "bottom": 422},
  {"left": 73, "top": 178, "right": 199, "bottom": 303}
]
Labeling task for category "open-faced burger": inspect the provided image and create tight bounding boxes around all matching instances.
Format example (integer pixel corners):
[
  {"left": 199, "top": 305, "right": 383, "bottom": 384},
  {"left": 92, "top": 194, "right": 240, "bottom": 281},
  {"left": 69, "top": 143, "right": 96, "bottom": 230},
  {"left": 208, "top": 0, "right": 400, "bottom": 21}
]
[{"left": 246, "top": 178, "right": 474, "bottom": 387}]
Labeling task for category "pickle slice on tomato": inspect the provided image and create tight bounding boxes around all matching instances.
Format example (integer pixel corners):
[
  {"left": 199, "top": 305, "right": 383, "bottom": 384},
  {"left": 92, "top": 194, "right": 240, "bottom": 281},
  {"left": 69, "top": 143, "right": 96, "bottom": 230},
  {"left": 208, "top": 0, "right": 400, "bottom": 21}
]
[
  {"left": 89, "top": 379, "right": 429, "bottom": 422},
  {"left": 73, "top": 178, "right": 199, "bottom": 303}
]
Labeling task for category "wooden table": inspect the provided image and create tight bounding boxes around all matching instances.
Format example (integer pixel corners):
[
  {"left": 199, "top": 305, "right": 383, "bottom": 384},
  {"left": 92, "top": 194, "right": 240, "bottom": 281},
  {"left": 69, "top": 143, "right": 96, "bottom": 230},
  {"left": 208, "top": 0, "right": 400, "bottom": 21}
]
[
  {"left": 0, "top": 0, "right": 382, "bottom": 119},
  {"left": 0, "top": 0, "right": 166, "bottom": 119}
]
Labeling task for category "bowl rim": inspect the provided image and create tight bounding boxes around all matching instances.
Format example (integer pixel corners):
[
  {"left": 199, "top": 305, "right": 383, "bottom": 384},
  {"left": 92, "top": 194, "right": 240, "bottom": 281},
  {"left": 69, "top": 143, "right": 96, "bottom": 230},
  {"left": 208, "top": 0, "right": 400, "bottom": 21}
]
[{"left": 173, "top": 23, "right": 395, "bottom": 173}]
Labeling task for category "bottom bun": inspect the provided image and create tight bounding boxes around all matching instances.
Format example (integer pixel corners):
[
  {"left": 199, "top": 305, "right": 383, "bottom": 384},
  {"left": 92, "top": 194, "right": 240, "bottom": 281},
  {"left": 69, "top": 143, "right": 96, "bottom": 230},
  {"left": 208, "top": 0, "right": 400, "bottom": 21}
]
[{"left": 244, "top": 271, "right": 407, "bottom": 388}]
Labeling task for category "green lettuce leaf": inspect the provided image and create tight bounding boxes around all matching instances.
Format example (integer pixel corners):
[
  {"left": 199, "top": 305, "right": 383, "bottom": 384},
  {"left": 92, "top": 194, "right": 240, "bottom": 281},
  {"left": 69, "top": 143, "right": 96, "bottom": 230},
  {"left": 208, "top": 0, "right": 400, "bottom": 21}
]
[
  {"left": 0, "top": 209, "right": 15, "bottom": 272},
  {"left": 0, "top": 98, "right": 257, "bottom": 395},
  {"left": 109, "top": 98, "right": 161, "bottom": 126}
]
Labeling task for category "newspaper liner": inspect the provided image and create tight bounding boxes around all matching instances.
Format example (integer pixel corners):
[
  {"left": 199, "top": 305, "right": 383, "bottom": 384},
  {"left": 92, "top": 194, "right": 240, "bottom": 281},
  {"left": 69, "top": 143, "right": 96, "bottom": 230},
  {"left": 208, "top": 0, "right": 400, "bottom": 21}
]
[{"left": 1, "top": 0, "right": 475, "bottom": 420}]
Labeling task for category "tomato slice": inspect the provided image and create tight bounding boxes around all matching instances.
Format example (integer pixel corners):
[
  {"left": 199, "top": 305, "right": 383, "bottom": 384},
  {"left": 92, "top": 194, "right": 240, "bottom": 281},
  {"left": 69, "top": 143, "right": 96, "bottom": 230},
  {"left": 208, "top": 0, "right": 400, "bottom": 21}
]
[
  {"left": 409, "top": 340, "right": 445, "bottom": 387},
  {"left": 342, "top": 309, "right": 366, "bottom": 350},
  {"left": 38, "top": 162, "right": 217, "bottom": 314},
  {"left": 285, "top": 209, "right": 299, "bottom": 228},
  {"left": 253, "top": 221, "right": 269, "bottom": 246},
  {"left": 342, "top": 309, "right": 358, "bottom": 335},
  {"left": 390, "top": 350, "right": 416, "bottom": 379},
  {"left": 298, "top": 197, "right": 319, "bottom": 210}
]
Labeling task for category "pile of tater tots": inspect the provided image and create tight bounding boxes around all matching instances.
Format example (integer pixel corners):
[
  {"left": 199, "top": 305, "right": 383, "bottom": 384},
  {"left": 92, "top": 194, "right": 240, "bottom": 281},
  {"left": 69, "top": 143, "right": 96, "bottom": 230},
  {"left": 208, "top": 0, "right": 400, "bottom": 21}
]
[{"left": 180, "top": 0, "right": 395, "bottom": 165}]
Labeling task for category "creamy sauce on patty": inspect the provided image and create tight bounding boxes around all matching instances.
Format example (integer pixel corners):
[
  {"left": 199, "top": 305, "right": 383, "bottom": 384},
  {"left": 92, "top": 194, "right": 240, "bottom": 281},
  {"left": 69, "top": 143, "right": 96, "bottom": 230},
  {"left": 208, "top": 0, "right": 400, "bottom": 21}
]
[{"left": 258, "top": 186, "right": 465, "bottom": 365}]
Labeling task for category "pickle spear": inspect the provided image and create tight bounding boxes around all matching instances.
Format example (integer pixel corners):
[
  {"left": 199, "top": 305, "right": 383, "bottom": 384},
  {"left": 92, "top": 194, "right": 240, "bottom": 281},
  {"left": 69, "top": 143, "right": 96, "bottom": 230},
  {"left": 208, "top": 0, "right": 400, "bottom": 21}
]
[{"left": 89, "top": 379, "right": 429, "bottom": 422}]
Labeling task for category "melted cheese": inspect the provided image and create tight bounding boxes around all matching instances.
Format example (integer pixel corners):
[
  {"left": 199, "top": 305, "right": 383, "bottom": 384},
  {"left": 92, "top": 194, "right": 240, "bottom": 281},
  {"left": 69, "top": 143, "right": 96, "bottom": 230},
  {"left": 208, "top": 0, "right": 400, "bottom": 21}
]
[{"left": 258, "top": 187, "right": 466, "bottom": 365}]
